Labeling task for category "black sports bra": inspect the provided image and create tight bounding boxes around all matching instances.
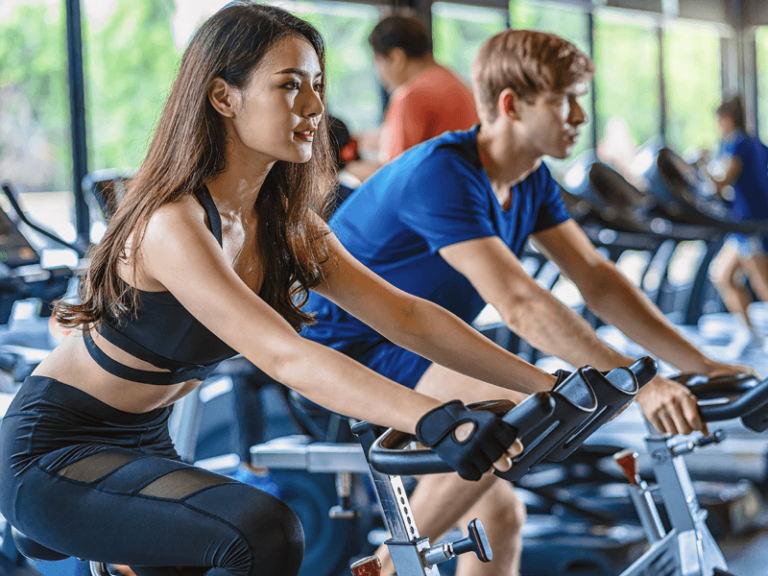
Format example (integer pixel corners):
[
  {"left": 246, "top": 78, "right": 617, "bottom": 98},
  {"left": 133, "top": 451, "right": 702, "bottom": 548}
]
[{"left": 84, "top": 186, "right": 237, "bottom": 385}]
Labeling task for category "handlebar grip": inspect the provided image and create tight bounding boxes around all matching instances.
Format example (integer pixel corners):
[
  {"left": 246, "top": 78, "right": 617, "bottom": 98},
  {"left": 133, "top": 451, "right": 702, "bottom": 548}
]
[
  {"left": 545, "top": 357, "right": 656, "bottom": 462},
  {"left": 699, "top": 376, "right": 768, "bottom": 425},
  {"left": 367, "top": 357, "right": 657, "bottom": 479},
  {"left": 367, "top": 394, "right": 556, "bottom": 477}
]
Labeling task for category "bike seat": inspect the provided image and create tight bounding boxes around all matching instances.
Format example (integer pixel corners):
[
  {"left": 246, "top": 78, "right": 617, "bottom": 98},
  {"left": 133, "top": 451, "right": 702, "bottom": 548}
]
[{"left": 11, "top": 527, "right": 70, "bottom": 562}]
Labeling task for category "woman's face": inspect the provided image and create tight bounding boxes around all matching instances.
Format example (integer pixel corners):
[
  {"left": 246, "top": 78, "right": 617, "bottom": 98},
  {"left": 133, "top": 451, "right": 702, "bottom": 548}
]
[{"left": 227, "top": 36, "right": 325, "bottom": 165}]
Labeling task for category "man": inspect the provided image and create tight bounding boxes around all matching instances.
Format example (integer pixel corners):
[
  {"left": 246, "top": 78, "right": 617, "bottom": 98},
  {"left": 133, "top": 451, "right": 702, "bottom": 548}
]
[
  {"left": 349, "top": 14, "right": 479, "bottom": 180},
  {"left": 305, "top": 30, "right": 745, "bottom": 576}
]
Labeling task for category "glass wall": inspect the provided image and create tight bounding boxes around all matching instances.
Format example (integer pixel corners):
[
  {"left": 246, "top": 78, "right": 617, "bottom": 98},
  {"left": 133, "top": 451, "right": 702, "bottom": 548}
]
[
  {"left": 293, "top": 1, "right": 382, "bottom": 131},
  {"left": 755, "top": 27, "right": 768, "bottom": 139},
  {"left": 663, "top": 19, "right": 722, "bottom": 157},
  {"left": 510, "top": 0, "right": 590, "bottom": 54},
  {"left": 0, "top": 0, "right": 72, "bottom": 193},
  {"left": 83, "top": 0, "right": 181, "bottom": 173},
  {"left": 82, "top": 0, "right": 382, "bottom": 176},
  {"left": 0, "top": 0, "right": 75, "bottom": 240},
  {"left": 432, "top": 2, "right": 507, "bottom": 82},
  {"left": 594, "top": 10, "right": 661, "bottom": 178}
]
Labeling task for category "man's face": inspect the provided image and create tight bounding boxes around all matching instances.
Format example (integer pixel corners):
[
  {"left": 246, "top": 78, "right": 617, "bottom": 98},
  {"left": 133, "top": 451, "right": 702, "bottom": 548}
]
[
  {"left": 516, "top": 82, "right": 589, "bottom": 159},
  {"left": 373, "top": 52, "right": 401, "bottom": 93}
]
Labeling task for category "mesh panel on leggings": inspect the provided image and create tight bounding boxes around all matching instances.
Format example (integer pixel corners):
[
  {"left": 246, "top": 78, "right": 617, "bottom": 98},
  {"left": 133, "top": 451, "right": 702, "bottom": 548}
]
[
  {"left": 138, "top": 468, "right": 230, "bottom": 499},
  {"left": 56, "top": 451, "right": 139, "bottom": 482}
]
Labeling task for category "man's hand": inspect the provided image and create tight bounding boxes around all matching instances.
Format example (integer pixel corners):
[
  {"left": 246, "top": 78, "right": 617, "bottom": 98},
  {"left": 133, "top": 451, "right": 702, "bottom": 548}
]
[
  {"left": 704, "top": 360, "right": 759, "bottom": 379},
  {"left": 635, "top": 376, "right": 708, "bottom": 436}
]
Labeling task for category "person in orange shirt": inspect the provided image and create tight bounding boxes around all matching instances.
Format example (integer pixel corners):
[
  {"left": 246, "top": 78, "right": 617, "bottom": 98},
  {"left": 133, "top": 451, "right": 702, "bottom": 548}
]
[
  {"left": 349, "top": 14, "right": 479, "bottom": 181},
  {"left": 372, "top": 14, "right": 479, "bottom": 160}
]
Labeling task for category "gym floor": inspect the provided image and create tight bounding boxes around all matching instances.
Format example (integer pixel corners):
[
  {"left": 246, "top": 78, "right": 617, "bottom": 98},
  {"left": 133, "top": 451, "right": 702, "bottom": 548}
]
[{"left": 721, "top": 516, "right": 768, "bottom": 574}]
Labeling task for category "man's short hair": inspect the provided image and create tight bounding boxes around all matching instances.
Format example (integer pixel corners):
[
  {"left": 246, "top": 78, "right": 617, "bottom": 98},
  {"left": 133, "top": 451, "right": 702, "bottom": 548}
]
[
  {"left": 368, "top": 14, "right": 432, "bottom": 58},
  {"left": 471, "top": 29, "right": 594, "bottom": 121}
]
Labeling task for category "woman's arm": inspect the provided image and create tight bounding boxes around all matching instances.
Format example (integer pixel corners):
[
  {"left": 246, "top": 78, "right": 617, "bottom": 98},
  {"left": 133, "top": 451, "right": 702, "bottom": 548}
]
[
  {"left": 314, "top": 233, "right": 556, "bottom": 395},
  {"left": 136, "top": 199, "right": 442, "bottom": 433}
]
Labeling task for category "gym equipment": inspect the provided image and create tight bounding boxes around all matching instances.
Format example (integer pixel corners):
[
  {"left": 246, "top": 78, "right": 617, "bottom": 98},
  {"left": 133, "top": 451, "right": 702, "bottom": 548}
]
[
  {"left": 253, "top": 358, "right": 655, "bottom": 575},
  {"left": 607, "top": 372, "right": 768, "bottom": 576},
  {"left": 10, "top": 528, "right": 109, "bottom": 576},
  {"left": 347, "top": 358, "right": 654, "bottom": 575}
]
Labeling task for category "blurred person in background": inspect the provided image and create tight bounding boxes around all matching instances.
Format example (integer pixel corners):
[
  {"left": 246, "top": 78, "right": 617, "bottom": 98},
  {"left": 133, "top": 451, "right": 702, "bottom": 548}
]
[
  {"left": 708, "top": 95, "right": 768, "bottom": 341},
  {"left": 347, "top": 13, "right": 479, "bottom": 181}
]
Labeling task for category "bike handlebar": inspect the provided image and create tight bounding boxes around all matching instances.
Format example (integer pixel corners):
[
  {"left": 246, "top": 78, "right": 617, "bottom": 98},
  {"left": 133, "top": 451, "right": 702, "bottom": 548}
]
[{"left": 366, "top": 357, "right": 657, "bottom": 481}]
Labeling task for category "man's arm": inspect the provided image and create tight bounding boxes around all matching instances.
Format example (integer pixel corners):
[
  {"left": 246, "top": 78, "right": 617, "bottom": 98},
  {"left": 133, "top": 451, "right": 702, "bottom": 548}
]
[
  {"left": 439, "top": 231, "right": 711, "bottom": 436},
  {"left": 531, "top": 220, "right": 748, "bottom": 377},
  {"left": 439, "top": 234, "right": 631, "bottom": 370}
]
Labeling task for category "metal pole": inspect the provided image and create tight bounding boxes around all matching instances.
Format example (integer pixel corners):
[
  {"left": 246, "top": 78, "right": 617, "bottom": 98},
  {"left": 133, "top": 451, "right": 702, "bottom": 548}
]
[
  {"left": 588, "top": 10, "right": 598, "bottom": 150},
  {"left": 65, "top": 0, "right": 90, "bottom": 246},
  {"left": 658, "top": 23, "right": 667, "bottom": 144}
]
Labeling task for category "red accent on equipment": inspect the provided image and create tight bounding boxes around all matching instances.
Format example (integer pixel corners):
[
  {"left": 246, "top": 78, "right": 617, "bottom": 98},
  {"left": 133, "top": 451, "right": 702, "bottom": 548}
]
[
  {"left": 351, "top": 556, "right": 381, "bottom": 576},
  {"left": 614, "top": 448, "right": 640, "bottom": 484}
]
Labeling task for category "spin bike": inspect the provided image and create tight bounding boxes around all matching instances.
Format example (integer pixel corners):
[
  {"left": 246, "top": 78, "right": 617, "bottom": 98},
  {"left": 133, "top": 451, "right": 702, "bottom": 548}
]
[
  {"left": 349, "top": 366, "right": 768, "bottom": 576},
  {"left": 347, "top": 357, "right": 657, "bottom": 576}
]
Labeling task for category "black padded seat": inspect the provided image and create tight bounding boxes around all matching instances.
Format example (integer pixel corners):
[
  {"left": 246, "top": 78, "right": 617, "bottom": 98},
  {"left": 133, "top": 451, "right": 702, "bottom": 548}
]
[{"left": 11, "top": 527, "right": 70, "bottom": 562}]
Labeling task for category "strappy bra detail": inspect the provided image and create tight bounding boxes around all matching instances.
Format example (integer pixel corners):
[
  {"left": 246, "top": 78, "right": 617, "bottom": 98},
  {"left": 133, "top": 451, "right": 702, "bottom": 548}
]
[
  {"left": 84, "top": 186, "right": 238, "bottom": 385},
  {"left": 83, "top": 331, "right": 219, "bottom": 385}
]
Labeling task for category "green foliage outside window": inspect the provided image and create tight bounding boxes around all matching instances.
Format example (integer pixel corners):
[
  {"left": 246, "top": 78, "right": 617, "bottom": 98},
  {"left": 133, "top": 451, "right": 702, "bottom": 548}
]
[
  {"left": 755, "top": 27, "right": 768, "bottom": 139},
  {"left": 432, "top": 2, "right": 507, "bottom": 82},
  {"left": 84, "top": 0, "right": 178, "bottom": 172},
  {"left": 0, "top": 1, "right": 72, "bottom": 192},
  {"left": 594, "top": 14, "right": 661, "bottom": 166},
  {"left": 663, "top": 21, "right": 721, "bottom": 156},
  {"left": 292, "top": 1, "right": 382, "bottom": 131}
]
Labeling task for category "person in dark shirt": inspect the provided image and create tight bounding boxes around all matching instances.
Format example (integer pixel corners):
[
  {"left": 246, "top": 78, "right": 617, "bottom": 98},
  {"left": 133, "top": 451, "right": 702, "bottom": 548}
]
[
  {"left": 304, "top": 30, "right": 748, "bottom": 576},
  {"left": 709, "top": 95, "right": 768, "bottom": 337}
]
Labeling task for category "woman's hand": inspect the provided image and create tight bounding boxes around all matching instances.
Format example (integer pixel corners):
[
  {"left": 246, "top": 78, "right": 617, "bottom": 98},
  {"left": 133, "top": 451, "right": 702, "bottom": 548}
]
[
  {"left": 454, "top": 422, "right": 524, "bottom": 474},
  {"left": 415, "top": 400, "right": 522, "bottom": 481}
]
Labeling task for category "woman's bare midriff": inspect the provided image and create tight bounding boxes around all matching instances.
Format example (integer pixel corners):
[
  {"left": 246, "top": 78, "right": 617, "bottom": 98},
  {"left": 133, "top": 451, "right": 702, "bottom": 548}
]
[{"left": 32, "top": 330, "right": 202, "bottom": 413}]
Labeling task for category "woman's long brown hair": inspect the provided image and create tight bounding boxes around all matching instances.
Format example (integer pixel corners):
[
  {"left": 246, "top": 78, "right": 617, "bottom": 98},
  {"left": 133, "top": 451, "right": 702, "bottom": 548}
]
[{"left": 55, "top": 2, "right": 335, "bottom": 332}]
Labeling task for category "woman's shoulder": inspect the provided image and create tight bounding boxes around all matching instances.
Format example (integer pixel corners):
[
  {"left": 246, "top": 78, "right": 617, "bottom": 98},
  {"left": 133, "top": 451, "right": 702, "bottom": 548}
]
[{"left": 144, "top": 194, "right": 209, "bottom": 244}]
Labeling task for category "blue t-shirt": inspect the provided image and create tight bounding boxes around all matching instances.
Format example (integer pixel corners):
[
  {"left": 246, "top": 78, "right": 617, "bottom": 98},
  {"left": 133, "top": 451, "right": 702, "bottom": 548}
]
[
  {"left": 719, "top": 131, "right": 768, "bottom": 222},
  {"left": 304, "top": 125, "right": 571, "bottom": 352}
]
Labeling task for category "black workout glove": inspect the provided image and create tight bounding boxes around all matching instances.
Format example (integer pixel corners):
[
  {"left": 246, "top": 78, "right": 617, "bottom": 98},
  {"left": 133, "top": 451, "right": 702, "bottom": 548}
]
[{"left": 415, "top": 400, "right": 519, "bottom": 481}]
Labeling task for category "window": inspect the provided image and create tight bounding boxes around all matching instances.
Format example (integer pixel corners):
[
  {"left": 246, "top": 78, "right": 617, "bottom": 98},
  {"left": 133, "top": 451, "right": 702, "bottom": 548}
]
[
  {"left": 755, "top": 27, "right": 768, "bottom": 139},
  {"left": 83, "top": 0, "right": 382, "bottom": 175},
  {"left": 594, "top": 10, "right": 661, "bottom": 178},
  {"left": 432, "top": 2, "right": 508, "bottom": 82},
  {"left": 82, "top": 0, "right": 184, "bottom": 173},
  {"left": 291, "top": 1, "right": 382, "bottom": 132},
  {"left": 663, "top": 20, "right": 722, "bottom": 157},
  {"left": 510, "top": 0, "right": 590, "bottom": 54},
  {"left": 0, "top": 0, "right": 74, "bottom": 232}
]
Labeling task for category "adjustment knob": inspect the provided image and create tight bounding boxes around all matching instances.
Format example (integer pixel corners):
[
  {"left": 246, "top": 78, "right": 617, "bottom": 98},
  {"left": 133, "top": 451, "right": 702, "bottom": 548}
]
[
  {"left": 451, "top": 519, "right": 493, "bottom": 563},
  {"left": 695, "top": 429, "right": 726, "bottom": 448},
  {"left": 614, "top": 449, "right": 640, "bottom": 485}
]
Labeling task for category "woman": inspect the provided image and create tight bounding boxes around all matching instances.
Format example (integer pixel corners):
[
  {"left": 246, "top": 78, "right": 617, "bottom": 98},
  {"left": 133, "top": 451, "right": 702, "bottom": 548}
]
[
  {"left": 709, "top": 95, "right": 768, "bottom": 339},
  {"left": 0, "top": 4, "right": 555, "bottom": 576}
]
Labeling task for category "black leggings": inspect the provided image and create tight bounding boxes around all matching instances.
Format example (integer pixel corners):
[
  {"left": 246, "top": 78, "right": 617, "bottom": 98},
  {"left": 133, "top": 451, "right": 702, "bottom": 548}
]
[{"left": 0, "top": 377, "right": 304, "bottom": 576}]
